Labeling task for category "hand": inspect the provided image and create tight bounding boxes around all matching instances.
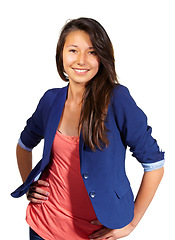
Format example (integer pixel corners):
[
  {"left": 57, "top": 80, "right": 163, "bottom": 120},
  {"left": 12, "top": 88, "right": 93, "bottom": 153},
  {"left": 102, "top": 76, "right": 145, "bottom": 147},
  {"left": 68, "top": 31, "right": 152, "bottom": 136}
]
[
  {"left": 26, "top": 180, "right": 50, "bottom": 204},
  {"left": 89, "top": 220, "right": 135, "bottom": 240}
]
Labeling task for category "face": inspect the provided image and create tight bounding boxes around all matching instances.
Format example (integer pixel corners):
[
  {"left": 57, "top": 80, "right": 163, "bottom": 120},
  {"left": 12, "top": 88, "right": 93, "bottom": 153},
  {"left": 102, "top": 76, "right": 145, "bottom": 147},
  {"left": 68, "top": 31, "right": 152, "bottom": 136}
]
[{"left": 62, "top": 30, "right": 100, "bottom": 87}]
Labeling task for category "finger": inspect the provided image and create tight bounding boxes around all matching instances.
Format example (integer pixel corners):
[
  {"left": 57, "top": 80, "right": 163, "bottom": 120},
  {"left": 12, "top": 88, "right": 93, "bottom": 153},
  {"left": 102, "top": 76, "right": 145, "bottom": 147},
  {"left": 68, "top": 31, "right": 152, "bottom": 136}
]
[
  {"left": 28, "top": 191, "right": 49, "bottom": 200},
  {"left": 91, "top": 220, "right": 103, "bottom": 225},
  {"left": 37, "top": 180, "right": 49, "bottom": 187},
  {"left": 30, "top": 186, "right": 50, "bottom": 197},
  {"left": 106, "top": 237, "right": 116, "bottom": 240},
  {"left": 89, "top": 227, "right": 111, "bottom": 239},
  {"left": 27, "top": 195, "right": 44, "bottom": 204},
  {"left": 90, "top": 233, "right": 111, "bottom": 240},
  {"left": 27, "top": 191, "right": 48, "bottom": 204}
]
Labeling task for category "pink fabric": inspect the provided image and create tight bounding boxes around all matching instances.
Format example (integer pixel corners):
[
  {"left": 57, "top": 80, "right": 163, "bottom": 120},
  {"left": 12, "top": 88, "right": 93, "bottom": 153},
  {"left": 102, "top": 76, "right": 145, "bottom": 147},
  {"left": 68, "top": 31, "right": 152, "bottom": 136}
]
[{"left": 26, "top": 131, "right": 103, "bottom": 240}]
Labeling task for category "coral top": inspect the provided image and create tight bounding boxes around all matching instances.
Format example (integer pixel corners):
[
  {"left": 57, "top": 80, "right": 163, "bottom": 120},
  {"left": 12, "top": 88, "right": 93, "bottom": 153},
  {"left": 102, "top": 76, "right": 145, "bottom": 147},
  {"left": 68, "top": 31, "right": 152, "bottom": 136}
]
[{"left": 26, "top": 130, "right": 103, "bottom": 240}]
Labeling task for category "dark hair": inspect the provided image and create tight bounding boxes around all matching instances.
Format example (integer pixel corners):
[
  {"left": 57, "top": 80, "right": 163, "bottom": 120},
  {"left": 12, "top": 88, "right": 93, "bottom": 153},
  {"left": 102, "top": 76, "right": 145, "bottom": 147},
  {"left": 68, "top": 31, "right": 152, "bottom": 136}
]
[{"left": 56, "top": 17, "right": 118, "bottom": 151}]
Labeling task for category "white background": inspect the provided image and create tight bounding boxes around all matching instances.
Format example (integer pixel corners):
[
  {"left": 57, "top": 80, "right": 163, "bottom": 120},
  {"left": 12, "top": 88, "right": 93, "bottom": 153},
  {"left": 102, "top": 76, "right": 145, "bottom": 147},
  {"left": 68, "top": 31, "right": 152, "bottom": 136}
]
[{"left": 1, "top": 0, "right": 175, "bottom": 239}]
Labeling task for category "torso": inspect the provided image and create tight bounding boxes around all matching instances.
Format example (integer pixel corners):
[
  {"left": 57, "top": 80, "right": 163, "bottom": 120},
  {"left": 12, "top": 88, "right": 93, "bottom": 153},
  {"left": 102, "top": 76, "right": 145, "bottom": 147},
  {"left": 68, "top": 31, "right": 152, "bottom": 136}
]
[{"left": 26, "top": 129, "right": 103, "bottom": 240}]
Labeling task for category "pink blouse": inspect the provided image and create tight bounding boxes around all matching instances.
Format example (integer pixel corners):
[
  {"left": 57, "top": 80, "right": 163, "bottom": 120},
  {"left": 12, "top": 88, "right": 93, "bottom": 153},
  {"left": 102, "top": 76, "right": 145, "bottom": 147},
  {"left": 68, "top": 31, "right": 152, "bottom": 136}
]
[{"left": 26, "top": 130, "right": 103, "bottom": 240}]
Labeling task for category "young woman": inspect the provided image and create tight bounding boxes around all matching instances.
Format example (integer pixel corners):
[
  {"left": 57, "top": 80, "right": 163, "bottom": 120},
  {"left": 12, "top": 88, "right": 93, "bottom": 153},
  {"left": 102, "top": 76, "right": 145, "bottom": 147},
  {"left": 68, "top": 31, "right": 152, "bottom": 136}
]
[{"left": 11, "top": 18, "right": 165, "bottom": 240}]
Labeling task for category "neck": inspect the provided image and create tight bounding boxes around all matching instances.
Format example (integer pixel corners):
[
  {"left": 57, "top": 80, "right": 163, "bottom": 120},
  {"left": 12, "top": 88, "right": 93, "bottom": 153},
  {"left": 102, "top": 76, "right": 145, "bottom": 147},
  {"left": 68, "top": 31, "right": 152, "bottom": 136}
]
[{"left": 67, "top": 82, "right": 85, "bottom": 105}]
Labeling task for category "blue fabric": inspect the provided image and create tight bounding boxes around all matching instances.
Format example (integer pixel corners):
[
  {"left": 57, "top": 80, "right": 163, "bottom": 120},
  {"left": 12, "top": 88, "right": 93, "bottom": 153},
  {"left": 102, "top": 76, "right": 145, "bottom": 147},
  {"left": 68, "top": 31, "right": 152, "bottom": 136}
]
[
  {"left": 11, "top": 84, "right": 164, "bottom": 229},
  {"left": 30, "top": 228, "right": 44, "bottom": 240},
  {"left": 142, "top": 159, "right": 165, "bottom": 172},
  {"left": 18, "top": 138, "right": 32, "bottom": 152},
  {"left": 19, "top": 137, "right": 165, "bottom": 172}
]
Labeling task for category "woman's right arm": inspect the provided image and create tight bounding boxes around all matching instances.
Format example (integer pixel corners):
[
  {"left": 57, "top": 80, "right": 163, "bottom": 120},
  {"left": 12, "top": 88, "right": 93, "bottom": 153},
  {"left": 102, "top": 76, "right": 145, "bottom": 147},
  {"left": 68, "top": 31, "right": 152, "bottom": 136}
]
[
  {"left": 16, "top": 143, "right": 32, "bottom": 183},
  {"left": 16, "top": 144, "right": 49, "bottom": 203}
]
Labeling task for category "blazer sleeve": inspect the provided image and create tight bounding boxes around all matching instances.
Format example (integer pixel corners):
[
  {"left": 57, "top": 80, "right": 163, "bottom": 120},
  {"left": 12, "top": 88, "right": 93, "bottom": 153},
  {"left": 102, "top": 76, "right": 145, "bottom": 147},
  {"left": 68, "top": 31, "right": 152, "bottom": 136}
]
[
  {"left": 112, "top": 85, "right": 164, "bottom": 164},
  {"left": 20, "top": 93, "right": 46, "bottom": 149}
]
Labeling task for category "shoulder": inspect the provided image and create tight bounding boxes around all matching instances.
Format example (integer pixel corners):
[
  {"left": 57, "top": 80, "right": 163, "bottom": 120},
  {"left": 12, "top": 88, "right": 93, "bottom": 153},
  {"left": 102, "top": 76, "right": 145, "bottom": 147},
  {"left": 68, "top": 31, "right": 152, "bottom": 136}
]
[
  {"left": 111, "top": 84, "right": 147, "bottom": 126},
  {"left": 113, "top": 84, "right": 129, "bottom": 94},
  {"left": 111, "top": 84, "right": 136, "bottom": 107},
  {"left": 42, "top": 86, "right": 66, "bottom": 99},
  {"left": 34, "top": 85, "right": 68, "bottom": 115},
  {"left": 40, "top": 85, "right": 68, "bottom": 105}
]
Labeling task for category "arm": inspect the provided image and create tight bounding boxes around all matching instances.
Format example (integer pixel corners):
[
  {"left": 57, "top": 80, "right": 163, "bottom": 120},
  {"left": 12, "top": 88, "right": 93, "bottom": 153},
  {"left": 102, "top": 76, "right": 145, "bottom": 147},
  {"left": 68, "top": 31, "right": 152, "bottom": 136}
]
[
  {"left": 16, "top": 143, "right": 49, "bottom": 203},
  {"left": 89, "top": 86, "right": 165, "bottom": 239},
  {"left": 131, "top": 167, "right": 164, "bottom": 228},
  {"left": 89, "top": 167, "right": 164, "bottom": 240},
  {"left": 16, "top": 143, "right": 32, "bottom": 183}
]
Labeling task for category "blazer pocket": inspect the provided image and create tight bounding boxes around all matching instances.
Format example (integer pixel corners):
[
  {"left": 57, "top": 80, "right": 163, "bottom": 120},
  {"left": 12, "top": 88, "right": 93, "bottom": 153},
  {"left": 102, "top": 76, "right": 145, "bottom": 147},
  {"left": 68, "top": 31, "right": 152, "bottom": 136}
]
[{"left": 114, "top": 178, "right": 132, "bottom": 199}]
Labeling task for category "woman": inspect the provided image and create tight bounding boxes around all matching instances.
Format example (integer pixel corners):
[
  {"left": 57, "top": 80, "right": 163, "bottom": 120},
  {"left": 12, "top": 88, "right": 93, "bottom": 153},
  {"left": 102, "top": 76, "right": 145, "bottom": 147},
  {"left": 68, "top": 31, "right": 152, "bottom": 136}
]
[{"left": 11, "top": 18, "right": 165, "bottom": 240}]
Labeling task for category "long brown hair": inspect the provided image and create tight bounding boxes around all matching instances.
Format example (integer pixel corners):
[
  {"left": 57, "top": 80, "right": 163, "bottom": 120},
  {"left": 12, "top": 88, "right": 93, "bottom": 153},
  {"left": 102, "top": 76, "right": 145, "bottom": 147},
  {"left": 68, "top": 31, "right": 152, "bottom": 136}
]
[{"left": 56, "top": 17, "right": 118, "bottom": 151}]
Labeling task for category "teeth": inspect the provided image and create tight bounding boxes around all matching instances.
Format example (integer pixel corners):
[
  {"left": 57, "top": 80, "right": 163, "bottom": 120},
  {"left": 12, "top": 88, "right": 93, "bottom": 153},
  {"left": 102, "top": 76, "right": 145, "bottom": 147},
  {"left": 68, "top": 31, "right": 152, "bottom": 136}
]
[{"left": 74, "top": 69, "right": 88, "bottom": 73}]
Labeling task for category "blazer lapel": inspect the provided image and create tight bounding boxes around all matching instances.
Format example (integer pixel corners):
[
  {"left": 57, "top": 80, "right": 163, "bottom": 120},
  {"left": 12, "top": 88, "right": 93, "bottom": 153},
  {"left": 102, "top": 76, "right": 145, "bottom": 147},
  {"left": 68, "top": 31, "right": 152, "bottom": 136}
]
[{"left": 42, "top": 85, "right": 69, "bottom": 167}]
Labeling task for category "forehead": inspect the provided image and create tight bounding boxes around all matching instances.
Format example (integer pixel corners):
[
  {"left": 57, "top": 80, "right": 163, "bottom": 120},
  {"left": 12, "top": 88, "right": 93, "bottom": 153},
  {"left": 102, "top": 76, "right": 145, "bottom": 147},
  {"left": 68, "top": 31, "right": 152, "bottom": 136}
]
[{"left": 64, "top": 30, "right": 93, "bottom": 48}]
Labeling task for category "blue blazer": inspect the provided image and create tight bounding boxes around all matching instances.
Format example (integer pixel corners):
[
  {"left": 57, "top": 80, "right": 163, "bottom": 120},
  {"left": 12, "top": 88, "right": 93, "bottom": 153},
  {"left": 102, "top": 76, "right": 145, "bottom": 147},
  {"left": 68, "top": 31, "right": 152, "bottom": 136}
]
[{"left": 11, "top": 84, "right": 164, "bottom": 229}]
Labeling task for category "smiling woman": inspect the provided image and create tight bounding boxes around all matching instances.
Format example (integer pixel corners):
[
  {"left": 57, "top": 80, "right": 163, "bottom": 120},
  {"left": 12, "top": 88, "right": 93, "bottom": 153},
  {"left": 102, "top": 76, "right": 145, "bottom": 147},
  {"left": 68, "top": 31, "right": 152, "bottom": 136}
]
[{"left": 12, "top": 17, "right": 164, "bottom": 240}]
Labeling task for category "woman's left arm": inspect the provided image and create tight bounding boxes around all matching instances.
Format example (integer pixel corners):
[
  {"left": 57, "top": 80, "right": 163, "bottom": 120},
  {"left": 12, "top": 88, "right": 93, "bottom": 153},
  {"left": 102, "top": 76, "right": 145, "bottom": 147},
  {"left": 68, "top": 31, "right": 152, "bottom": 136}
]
[{"left": 89, "top": 167, "right": 164, "bottom": 240}]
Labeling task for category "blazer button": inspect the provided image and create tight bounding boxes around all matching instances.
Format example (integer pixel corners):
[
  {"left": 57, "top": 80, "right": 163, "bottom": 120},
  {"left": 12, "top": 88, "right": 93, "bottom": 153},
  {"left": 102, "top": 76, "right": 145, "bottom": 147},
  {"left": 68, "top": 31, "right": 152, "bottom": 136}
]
[
  {"left": 83, "top": 173, "right": 89, "bottom": 180},
  {"left": 89, "top": 191, "right": 96, "bottom": 198}
]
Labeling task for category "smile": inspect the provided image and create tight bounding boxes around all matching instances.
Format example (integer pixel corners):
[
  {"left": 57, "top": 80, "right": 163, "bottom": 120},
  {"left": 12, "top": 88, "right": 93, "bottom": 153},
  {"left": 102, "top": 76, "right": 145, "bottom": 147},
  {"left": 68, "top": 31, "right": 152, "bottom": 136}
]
[{"left": 73, "top": 68, "right": 89, "bottom": 73}]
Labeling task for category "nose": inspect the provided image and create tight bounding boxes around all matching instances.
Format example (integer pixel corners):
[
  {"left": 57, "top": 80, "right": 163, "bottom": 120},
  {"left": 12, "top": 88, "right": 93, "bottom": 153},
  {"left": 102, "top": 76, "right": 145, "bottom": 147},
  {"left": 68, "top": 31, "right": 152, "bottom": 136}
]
[{"left": 77, "top": 52, "right": 86, "bottom": 66}]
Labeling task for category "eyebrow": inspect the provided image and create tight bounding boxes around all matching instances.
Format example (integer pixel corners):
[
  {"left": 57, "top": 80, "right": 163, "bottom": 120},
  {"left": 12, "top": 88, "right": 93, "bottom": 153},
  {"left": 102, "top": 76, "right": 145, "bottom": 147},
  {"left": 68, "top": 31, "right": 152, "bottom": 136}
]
[{"left": 67, "top": 45, "right": 94, "bottom": 49}]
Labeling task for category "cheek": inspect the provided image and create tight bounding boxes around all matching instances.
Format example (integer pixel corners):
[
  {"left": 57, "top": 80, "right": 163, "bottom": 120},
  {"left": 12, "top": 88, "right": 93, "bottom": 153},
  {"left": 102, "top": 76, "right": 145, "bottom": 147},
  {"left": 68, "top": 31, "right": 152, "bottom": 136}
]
[
  {"left": 91, "top": 59, "right": 100, "bottom": 74},
  {"left": 63, "top": 53, "right": 75, "bottom": 69}
]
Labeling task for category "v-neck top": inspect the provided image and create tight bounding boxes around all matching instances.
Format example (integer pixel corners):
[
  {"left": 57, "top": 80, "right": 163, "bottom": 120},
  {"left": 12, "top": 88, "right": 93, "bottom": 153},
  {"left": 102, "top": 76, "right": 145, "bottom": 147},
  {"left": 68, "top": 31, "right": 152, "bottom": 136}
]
[{"left": 26, "top": 130, "right": 103, "bottom": 240}]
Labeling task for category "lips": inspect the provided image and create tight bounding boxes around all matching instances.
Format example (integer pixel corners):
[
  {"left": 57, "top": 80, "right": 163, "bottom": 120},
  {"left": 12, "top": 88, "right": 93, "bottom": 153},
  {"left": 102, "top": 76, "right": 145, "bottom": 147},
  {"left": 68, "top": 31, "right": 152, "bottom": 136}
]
[{"left": 73, "top": 68, "right": 89, "bottom": 74}]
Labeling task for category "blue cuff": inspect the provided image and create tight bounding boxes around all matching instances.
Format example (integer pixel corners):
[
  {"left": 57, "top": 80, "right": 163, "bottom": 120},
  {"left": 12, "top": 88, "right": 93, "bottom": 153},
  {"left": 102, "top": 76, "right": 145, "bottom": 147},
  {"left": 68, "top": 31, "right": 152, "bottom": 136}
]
[
  {"left": 33, "top": 172, "right": 42, "bottom": 182},
  {"left": 18, "top": 138, "right": 33, "bottom": 152},
  {"left": 142, "top": 159, "right": 165, "bottom": 172}
]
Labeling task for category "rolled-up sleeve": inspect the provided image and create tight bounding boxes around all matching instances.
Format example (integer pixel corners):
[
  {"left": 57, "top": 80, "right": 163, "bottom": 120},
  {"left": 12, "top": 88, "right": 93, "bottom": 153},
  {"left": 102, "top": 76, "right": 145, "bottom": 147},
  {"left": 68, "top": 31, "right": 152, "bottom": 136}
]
[
  {"left": 142, "top": 159, "right": 165, "bottom": 172},
  {"left": 113, "top": 85, "right": 165, "bottom": 169},
  {"left": 20, "top": 93, "right": 46, "bottom": 149},
  {"left": 18, "top": 138, "right": 33, "bottom": 152}
]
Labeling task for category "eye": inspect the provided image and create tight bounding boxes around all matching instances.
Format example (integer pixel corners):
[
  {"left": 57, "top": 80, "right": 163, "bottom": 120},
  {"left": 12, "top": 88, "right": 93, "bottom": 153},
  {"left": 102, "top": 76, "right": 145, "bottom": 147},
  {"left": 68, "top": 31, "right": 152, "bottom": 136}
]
[
  {"left": 69, "top": 49, "right": 77, "bottom": 53},
  {"left": 88, "top": 50, "right": 97, "bottom": 56}
]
